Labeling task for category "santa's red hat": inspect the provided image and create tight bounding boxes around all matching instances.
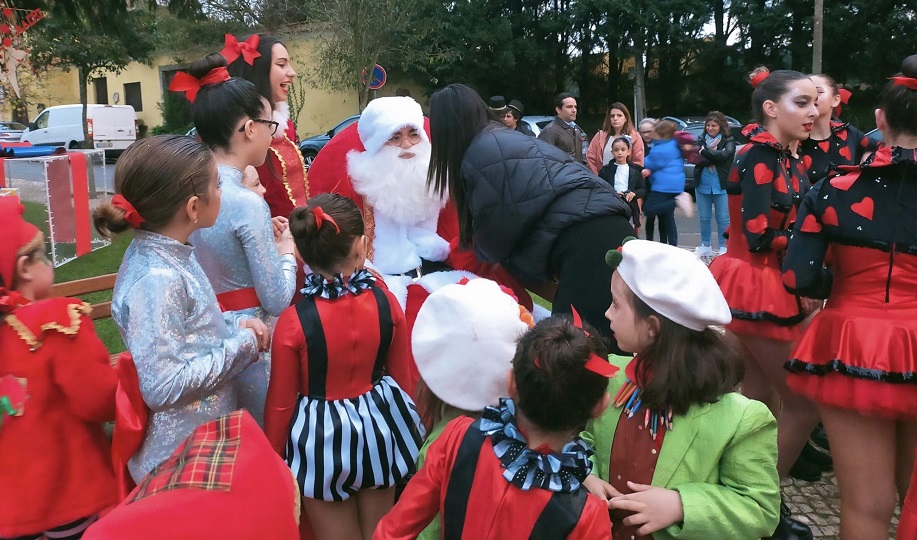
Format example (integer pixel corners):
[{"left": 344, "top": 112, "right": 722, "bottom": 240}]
[
  {"left": 0, "top": 196, "right": 41, "bottom": 289},
  {"left": 357, "top": 96, "right": 429, "bottom": 155}
]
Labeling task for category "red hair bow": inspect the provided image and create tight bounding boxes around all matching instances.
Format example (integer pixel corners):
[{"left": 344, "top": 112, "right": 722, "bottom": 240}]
[
  {"left": 312, "top": 206, "right": 340, "bottom": 233},
  {"left": 834, "top": 88, "right": 852, "bottom": 118},
  {"left": 889, "top": 76, "right": 917, "bottom": 90},
  {"left": 168, "top": 67, "right": 231, "bottom": 103},
  {"left": 571, "top": 308, "right": 620, "bottom": 378},
  {"left": 220, "top": 34, "right": 261, "bottom": 66},
  {"left": 750, "top": 70, "right": 770, "bottom": 90},
  {"left": 111, "top": 194, "right": 145, "bottom": 228}
]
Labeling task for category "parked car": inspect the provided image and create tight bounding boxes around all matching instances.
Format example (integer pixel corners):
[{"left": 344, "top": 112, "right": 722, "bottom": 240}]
[
  {"left": 520, "top": 115, "right": 555, "bottom": 137},
  {"left": 21, "top": 104, "right": 137, "bottom": 157},
  {"left": 298, "top": 114, "right": 360, "bottom": 170},
  {"left": 0, "top": 121, "right": 26, "bottom": 142}
]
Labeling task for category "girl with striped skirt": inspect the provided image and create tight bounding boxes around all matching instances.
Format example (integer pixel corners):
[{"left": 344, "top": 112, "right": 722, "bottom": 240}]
[{"left": 264, "top": 193, "right": 424, "bottom": 540}]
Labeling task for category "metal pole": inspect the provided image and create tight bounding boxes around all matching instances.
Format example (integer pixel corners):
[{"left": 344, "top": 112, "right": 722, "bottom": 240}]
[{"left": 813, "top": 0, "right": 824, "bottom": 72}]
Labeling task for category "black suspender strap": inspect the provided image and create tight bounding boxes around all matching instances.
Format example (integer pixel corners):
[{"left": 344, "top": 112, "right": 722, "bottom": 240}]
[
  {"left": 529, "top": 488, "right": 589, "bottom": 539},
  {"left": 443, "top": 419, "right": 487, "bottom": 540},
  {"left": 370, "top": 286, "right": 393, "bottom": 383},
  {"left": 294, "top": 296, "right": 328, "bottom": 400}
]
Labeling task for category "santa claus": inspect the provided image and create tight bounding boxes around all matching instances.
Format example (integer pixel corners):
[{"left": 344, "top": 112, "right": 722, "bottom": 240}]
[{"left": 309, "top": 96, "right": 536, "bottom": 317}]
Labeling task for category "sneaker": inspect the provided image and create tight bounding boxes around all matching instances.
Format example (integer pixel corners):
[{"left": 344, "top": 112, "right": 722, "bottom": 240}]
[
  {"left": 716, "top": 246, "right": 727, "bottom": 256},
  {"left": 694, "top": 245, "right": 713, "bottom": 258}
]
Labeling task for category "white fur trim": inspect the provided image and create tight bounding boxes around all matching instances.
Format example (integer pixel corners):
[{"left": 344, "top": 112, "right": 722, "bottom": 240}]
[
  {"left": 357, "top": 97, "right": 428, "bottom": 155},
  {"left": 414, "top": 270, "right": 478, "bottom": 293},
  {"left": 272, "top": 102, "right": 290, "bottom": 139}
]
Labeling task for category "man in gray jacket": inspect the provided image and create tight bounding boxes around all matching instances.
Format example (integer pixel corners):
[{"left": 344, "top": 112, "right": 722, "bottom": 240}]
[{"left": 538, "top": 92, "right": 587, "bottom": 164}]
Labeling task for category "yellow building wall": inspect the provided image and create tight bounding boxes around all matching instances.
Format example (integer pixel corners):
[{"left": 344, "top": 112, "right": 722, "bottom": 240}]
[
  {"left": 1, "top": 67, "right": 80, "bottom": 123},
  {"left": 5, "top": 34, "right": 427, "bottom": 137},
  {"left": 91, "top": 56, "right": 172, "bottom": 129}
]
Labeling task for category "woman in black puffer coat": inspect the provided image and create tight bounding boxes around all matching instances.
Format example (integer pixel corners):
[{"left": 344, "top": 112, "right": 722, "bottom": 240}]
[{"left": 427, "top": 84, "right": 635, "bottom": 349}]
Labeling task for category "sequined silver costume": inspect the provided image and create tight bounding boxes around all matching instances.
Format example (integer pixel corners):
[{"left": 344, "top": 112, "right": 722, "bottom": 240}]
[
  {"left": 190, "top": 165, "right": 297, "bottom": 426},
  {"left": 112, "top": 230, "right": 259, "bottom": 480}
]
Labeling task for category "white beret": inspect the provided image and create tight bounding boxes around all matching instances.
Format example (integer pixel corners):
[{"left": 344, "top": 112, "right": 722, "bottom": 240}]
[
  {"left": 411, "top": 278, "right": 529, "bottom": 412},
  {"left": 357, "top": 96, "right": 429, "bottom": 155},
  {"left": 614, "top": 240, "right": 731, "bottom": 331}
]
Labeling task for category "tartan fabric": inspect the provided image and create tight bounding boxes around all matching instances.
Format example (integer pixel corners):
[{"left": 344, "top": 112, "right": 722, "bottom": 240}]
[{"left": 130, "top": 411, "right": 244, "bottom": 503}]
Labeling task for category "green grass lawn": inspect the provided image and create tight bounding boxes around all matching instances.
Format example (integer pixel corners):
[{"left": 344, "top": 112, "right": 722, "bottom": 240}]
[{"left": 23, "top": 201, "right": 132, "bottom": 353}]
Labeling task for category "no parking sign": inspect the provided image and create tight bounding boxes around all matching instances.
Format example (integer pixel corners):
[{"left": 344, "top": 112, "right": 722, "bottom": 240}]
[{"left": 361, "top": 64, "right": 387, "bottom": 90}]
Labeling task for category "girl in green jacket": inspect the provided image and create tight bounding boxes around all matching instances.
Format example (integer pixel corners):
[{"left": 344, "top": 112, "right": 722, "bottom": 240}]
[{"left": 582, "top": 239, "right": 781, "bottom": 539}]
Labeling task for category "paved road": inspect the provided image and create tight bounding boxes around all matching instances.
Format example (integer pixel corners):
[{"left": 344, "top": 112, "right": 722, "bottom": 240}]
[{"left": 667, "top": 204, "right": 899, "bottom": 539}]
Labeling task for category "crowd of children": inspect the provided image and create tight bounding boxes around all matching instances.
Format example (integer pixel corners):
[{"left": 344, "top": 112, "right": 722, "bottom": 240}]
[{"left": 2, "top": 43, "right": 916, "bottom": 540}]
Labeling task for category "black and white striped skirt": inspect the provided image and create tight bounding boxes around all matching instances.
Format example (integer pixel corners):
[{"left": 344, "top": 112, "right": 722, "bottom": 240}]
[{"left": 286, "top": 375, "right": 424, "bottom": 501}]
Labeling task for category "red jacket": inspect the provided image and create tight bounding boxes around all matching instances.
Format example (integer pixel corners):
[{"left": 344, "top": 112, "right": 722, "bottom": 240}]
[
  {"left": 375, "top": 416, "right": 611, "bottom": 540},
  {"left": 0, "top": 298, "right": 118, "bottom": 537},
  {"left": 257, "top": 119, "right": 309, "bottom": 219}
]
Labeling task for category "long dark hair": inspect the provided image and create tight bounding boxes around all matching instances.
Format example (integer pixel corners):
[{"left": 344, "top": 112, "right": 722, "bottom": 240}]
[
  {"left": 190, "top": 53, "right": 267, "bottom": 151},
  {"left": 879, "top": 54, "right": 917, "bottom": 138},
  {"left": 629, "top": 288, "right": 743, "bottom": 416},
  {"left": 225, "top": 34, "right": 284, "bottom": 108},
  {"left": 427, "top": 83, "right": 496, "bottom": 247}
]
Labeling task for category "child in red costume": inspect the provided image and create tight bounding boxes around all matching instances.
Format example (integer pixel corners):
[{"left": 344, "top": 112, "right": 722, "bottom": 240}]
[
  {"left": 265, "top": 193, "right": 424, "bottom": 540},
  {"left": 375, "top": 315, "right": 618, "bottom": 540},
  {"left": 0, "top": 196, "right": 118, "bottom": 539}
]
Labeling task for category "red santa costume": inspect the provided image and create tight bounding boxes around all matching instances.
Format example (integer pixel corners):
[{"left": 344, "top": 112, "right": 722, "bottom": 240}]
[
  {"left": 84, "top": 410, "right": 300, "bottom": 539},
  {"left": 0, "top": 197, "right": 118, "bottom": 539},
  {"left": 308, "top": 97, "right": 537, "bottom": 323}
]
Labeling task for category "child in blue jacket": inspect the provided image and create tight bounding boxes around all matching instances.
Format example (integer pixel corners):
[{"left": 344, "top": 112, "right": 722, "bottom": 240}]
[{"left": 642, "top": 120, "right": 686, "bottom": 246}]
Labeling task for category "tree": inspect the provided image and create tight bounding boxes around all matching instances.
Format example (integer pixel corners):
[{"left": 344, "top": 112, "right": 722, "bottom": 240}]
[
  {"left": 25, "top": 1, "right": 157, "bottom": 147},
  {"left": 307, "top": 0, "right": 432, "bottom": 110}
]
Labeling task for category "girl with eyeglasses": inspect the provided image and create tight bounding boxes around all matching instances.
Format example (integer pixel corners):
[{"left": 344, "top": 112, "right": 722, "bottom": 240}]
[{"left": 178, "top": 52, "right": 299, "bottom": 428}]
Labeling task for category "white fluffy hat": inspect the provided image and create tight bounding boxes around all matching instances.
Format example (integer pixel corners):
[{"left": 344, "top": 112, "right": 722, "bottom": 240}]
[
  {"left": 412, "top": 278, "right": 530, "bottom": 412},
  {"left": 357, "top": 96, "right": 429, "bottom": 155},
  {"left": 608, "top": 239, "right": 731, "bottom": 331}
]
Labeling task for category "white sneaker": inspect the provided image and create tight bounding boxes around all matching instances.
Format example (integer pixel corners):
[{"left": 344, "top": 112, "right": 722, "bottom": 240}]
[
  {"left": 694, "top": 245, "right": 713, "bottom": 258},
  {"left": 717, "top": 246, "right": 728, "bottom": 256}
]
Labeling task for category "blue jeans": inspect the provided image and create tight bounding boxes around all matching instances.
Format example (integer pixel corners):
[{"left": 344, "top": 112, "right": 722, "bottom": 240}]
[
  {"left": 695, "top": 191, "right": 729, "bottom": 248},
  {"left": 643, "top": 191, "right": 679, "bottom": 246}
]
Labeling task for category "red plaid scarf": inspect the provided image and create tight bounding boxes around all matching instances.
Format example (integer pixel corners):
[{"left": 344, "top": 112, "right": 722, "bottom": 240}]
[{"left": 130, "top": 411, "right": 244, "bottom": 502}]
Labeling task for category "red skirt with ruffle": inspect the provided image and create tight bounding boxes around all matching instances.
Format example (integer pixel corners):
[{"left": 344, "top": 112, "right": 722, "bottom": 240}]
[
  {"left": 786, "top": 306, "right": 917, "bottom": 419},
  {"left": 709, "top": 254, "right": 805, "bottom": 342}
]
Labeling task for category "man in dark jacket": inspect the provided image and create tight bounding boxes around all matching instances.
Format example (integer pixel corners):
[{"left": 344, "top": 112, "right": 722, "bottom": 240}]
[{"left": 538, "top": 92, "right": 587, "bottom": 164}]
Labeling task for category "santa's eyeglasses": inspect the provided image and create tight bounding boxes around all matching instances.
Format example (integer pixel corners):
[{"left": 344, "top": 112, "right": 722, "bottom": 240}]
[{"left": 387, "top": 131, "right": 422, "bottom": 146}]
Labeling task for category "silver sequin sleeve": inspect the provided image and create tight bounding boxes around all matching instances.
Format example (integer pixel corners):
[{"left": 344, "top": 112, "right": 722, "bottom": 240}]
[{"left": 112, "top": 230, "right": 259, "bottom": 480}]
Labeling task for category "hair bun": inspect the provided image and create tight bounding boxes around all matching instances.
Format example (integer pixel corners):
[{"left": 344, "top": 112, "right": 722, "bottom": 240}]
[
  {"left": 749, "top": 67, "right": 771, "bottom": 89},
  {"left": 188, "top": 52, "right": 228, "bottom": 80}
]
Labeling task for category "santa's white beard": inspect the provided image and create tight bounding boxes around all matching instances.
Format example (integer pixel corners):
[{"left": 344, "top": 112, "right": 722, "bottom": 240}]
[{"left": 347, "top": 141, "right": 445, "bottom": 225}]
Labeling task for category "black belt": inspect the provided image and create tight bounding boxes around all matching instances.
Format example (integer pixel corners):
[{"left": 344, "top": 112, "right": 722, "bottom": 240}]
[{"left": 391, "top": 258, "right": 452, "bottom": 278}]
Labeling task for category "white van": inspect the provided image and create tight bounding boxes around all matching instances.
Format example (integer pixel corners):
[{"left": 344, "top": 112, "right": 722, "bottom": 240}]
[{"left": 21, "top": 104, "right": 137, "bottom": 156}]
